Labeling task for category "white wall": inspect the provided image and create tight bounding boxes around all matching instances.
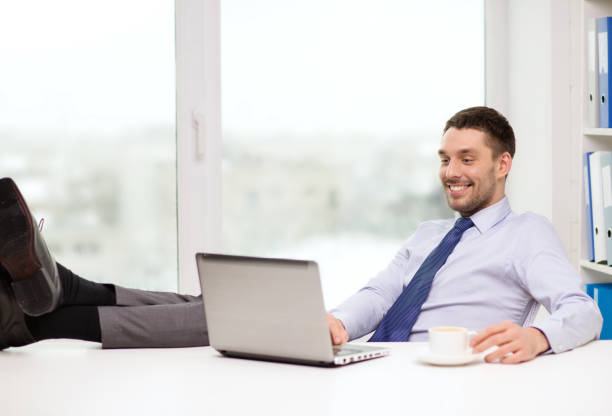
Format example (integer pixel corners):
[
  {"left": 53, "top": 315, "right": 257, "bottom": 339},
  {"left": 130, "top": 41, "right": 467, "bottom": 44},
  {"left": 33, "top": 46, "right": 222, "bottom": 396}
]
[
  {"left": 505, "top": 0, "right": 554, "bottom": 221},
  {"left": 486, "top": 0, "right": 576, "bottom": 261}
]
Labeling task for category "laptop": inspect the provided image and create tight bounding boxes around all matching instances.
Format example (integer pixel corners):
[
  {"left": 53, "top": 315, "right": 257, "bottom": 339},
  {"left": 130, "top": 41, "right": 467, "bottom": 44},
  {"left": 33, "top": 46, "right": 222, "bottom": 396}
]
[{"left": 195, "top": 253, "right": 390, "bottom": 366}]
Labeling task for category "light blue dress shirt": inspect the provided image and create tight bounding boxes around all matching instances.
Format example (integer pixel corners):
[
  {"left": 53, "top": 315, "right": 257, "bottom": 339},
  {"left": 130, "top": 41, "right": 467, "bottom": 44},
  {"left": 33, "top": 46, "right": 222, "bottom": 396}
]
[{"left": 330, "top": 197, "right": 603, "bottom": 353}]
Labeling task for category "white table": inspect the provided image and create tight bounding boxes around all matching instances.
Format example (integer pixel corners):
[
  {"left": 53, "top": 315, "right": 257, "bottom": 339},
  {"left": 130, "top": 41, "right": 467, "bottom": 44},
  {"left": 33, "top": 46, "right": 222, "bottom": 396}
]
[{"left": 1, "top": 340, "right": 610, "bottom": 415}]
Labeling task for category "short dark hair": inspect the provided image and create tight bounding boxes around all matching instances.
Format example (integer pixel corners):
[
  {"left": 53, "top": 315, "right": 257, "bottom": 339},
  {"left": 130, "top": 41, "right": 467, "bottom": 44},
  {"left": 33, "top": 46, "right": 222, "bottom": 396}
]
[{"left": 443, "top": 106, "right": 515, "bottom": 158}]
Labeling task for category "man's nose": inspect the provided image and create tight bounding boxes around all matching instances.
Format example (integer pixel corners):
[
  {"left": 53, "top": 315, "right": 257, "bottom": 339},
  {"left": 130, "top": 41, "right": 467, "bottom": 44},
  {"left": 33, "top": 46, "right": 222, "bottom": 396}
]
[{"left": 444, "top": 159, "right": 461, "bottom": 178}]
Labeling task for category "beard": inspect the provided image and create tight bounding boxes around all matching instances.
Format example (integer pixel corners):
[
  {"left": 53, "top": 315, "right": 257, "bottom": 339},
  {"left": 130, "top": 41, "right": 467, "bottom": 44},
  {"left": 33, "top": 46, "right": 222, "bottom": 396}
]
[
  {"left": 443, "top": 173, "right": 498, "bottom": 216},
  {"left": 445, "top": 186, "right": 495, "bottom": 216}
]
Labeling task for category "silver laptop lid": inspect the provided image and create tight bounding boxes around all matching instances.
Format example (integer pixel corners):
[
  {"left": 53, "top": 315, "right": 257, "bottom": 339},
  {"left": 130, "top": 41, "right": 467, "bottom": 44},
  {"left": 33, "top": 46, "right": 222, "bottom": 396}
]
[{"left": 196, "top": 253, "right": 335, "bottom": 363}]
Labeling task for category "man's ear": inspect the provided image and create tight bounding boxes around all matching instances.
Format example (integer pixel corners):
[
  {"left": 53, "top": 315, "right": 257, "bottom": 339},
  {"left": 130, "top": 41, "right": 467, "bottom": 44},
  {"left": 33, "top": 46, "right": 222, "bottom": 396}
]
[{"left": 498, "top": 152, "right": 512, "bottom": 179}]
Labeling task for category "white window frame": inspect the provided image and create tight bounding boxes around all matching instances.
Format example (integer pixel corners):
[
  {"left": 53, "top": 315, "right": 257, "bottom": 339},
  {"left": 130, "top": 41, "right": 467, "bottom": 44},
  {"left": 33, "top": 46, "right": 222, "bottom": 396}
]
[
  {"left": 484, "top": 0, "right": 508, "bottom": 113},
  {"left": 176, "top": 0, "right": 222, "bottom": 294}
]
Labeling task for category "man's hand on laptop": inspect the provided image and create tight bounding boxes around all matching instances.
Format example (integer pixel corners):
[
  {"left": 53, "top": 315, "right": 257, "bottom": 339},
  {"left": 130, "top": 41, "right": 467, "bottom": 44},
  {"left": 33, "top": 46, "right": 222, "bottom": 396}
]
[{"left": 327, "top": 314, "right": 349, "bottom": 345}]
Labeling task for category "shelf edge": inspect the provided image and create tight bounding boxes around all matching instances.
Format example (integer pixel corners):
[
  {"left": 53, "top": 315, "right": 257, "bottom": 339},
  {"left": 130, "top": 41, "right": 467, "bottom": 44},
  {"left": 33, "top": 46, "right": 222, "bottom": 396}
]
[
  {"left": 583, "top": 128, "right": 612, "bottom": 136},
  {"left": 579, "top": 259, "right": 612, "bottom": 276}
]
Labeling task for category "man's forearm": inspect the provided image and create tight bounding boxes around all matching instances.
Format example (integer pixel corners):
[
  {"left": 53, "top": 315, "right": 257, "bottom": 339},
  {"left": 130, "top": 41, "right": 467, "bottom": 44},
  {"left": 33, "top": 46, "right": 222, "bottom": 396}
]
[
  {"left": 530, "top": 299, "right": 602, "bottom": 353},
  {"left": 329, "top": 289, "right": 388, "bottom": 340}
]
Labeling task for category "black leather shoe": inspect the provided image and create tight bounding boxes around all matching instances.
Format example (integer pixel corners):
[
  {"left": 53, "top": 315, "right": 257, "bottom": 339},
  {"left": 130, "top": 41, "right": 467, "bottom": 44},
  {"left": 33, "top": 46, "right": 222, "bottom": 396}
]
[
  {"left": 0, "top": 178, "right": 61, "bottom": 316},
  {"left": 0, "top": 266, "right": 35, "bottom": 350}
]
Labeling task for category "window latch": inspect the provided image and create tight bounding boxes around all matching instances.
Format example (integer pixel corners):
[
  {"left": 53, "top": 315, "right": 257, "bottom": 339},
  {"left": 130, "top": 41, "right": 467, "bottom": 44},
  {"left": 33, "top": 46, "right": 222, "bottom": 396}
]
[{"left": 192, "top": 108, "right": 206, "bottom": 160}]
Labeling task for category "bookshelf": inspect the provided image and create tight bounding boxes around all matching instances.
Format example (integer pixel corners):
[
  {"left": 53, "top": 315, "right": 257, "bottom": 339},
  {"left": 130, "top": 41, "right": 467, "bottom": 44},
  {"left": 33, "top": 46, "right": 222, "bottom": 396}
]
[{"left": 577, "top": 1, "right": 612, "bottom": 285}]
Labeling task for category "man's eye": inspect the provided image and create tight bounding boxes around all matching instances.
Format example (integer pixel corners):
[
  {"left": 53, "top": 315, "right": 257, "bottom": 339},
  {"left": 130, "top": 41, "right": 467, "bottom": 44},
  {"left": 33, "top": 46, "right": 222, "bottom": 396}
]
[
  {"left": 463, "top": 158, "right": 473, "bottom": 163},
  {"left": 440, "top": 159, "right": 449, "bottom": 164}
]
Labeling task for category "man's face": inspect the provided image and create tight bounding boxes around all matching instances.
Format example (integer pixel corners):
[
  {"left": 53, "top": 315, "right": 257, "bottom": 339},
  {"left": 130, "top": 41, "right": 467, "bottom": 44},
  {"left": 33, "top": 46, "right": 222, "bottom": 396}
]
[{"left": 438, "top": 127, "right": 511, "bottom": 217}]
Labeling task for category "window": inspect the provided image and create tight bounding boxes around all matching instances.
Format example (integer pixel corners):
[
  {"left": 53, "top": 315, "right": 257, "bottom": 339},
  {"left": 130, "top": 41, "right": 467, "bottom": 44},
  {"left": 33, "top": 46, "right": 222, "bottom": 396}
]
[
  {"left": 221, "top": 0, "right": 485, "bottom": 307},
  {"left": 0, "top": 1, "right": 177, "bottom": 290}
]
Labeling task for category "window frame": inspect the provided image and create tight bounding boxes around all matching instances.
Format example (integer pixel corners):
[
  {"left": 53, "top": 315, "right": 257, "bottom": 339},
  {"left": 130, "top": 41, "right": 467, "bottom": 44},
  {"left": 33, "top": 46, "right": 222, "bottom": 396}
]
[{"left": 176, "top": 0, "right": 222, "bottom": 294}]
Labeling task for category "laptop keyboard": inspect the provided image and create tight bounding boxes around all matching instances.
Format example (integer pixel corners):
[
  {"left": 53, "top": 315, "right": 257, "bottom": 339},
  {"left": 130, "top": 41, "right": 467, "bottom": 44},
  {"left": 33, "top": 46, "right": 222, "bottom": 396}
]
[{"left": 333, "top": 346, "right": 362, "bottom": 356}]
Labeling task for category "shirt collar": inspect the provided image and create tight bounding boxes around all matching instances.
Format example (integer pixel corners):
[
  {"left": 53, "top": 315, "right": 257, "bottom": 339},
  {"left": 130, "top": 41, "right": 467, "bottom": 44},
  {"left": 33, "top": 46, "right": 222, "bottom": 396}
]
[{"left": 464, "top": 196, "right": 512, "bottom": 234}]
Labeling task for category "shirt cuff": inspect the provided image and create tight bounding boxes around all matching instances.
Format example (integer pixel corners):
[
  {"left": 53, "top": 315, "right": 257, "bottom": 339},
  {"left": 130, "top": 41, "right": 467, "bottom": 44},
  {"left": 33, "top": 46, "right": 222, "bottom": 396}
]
[
  {"left": 530, "top": 321, "right": 571, "bottom": 354},
  {"left": 328, "top": 308, "right": 358, "bottom": 340}
]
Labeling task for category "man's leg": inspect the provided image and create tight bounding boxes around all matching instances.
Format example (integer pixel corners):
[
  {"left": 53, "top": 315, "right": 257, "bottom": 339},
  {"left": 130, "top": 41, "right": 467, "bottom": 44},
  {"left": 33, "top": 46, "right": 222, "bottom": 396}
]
[
  {"left": 59, "top": 264, "right": 208, "bottom": 348},
  {"left": 0, "top": 257, "right": 112, "bottom": 348},
  {"left": 19, "top": 263, "right": 114, "bottom": 346},
  {"left": 3, "top": 262, "right": 209, "bottom": 349},
  {"left": 99, "top": 301, "right": 208, "bottom": 348},
  {"left": 59, "top": 260, "right": 201, "bottom": 308},
  {"left": 62, "top": 263, "right": 208, "bottom": 347},
  {"left": 7, "top": 262, "right": 208, "bottom": 349},
  {"left": 0, "top": 177, "right": 208, "bottom": 350},
  {"left": 57, "top": 263, "right": 116, "bottom": 307},
  {"left": 114, "top": 285, "right": 201, "bottom": 307}
]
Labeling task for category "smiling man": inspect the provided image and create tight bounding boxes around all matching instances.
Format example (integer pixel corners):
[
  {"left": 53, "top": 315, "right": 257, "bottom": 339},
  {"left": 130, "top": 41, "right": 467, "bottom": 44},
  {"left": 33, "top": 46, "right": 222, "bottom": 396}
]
[
  {"left": 0, "top": 106, "right": 603, "bottom": 359},
  {"left": 327, "top": 106, "right": 602, "bottom": 364}
]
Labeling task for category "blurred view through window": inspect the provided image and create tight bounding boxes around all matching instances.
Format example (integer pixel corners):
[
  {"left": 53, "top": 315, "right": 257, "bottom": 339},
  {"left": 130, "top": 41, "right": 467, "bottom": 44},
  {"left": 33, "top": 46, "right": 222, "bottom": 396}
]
[
  {"left": 222, "top": 0, "right": 485, "bottom": 308},
  {"left": 0, "top": 1, "right": 176, "bottom": 290}
]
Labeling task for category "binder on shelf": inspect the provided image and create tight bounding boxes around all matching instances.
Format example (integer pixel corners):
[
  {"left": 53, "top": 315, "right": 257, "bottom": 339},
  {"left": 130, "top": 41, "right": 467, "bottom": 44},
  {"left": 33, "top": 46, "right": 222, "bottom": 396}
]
[
  {"left": 584, "top": 152, "right": 595, "bottom": 261},
  {"left": 589, "top": 151, "right": 607, "bottom": 264},
  {"left": 601, "top": 152, "right": 612, "bottom": 264},
  {"left": 585, "top": 283, "right": 612, "bottom": 340},
  {"left": 597, "top": 17, "right": 612, "bottom": 128},
  {"left": 588, "top": 18, "right": 600, "bottom": 128}
]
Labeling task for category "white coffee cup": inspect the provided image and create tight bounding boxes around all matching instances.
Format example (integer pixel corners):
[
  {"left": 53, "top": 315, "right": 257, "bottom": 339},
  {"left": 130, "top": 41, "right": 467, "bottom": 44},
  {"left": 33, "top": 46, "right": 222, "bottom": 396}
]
[{"left": 428, "top": 326, "right": 476, "bottom": 356}]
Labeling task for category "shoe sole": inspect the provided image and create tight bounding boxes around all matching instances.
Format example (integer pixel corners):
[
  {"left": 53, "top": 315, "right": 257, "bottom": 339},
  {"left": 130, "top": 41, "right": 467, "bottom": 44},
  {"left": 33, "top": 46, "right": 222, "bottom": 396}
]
[
  {"left": 0, "top": 178, "right": 59, "bottom": 316},
  {"left": 0, "top": 179, "right": 41, "bottom": 280},
  {"left": 0, "top": 276, "right": 34, "bottom": 350}
]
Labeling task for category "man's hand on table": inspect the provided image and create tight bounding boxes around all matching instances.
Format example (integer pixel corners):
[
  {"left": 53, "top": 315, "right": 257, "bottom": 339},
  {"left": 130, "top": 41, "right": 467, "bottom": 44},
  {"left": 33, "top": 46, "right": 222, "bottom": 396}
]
[
  {"left": 327, "top": 314, "right": 349, "bottom": 345},
  {"left": 470, "top": 320, "right": 550, "bottom": 364}
]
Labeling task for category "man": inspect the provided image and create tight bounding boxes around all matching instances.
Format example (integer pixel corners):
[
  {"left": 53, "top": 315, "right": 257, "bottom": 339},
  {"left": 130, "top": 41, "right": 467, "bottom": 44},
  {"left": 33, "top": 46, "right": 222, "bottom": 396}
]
[
  {"left": 0, "top": 106, "right": 602, "bottom": 362},
  {"left": 327, "top": 106, "right": 602, "bottom": 364}
]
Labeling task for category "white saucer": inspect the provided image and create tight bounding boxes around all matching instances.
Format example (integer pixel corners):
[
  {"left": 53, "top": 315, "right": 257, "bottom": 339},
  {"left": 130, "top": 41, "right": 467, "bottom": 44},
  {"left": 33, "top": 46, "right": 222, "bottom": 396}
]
[{"left": 418, "top": 349, "right": 478, "bottom": 366}]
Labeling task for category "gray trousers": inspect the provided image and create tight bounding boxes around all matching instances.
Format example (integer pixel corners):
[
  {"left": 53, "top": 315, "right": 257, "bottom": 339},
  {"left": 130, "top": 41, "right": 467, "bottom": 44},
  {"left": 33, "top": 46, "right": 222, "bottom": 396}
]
[{"left": 98, "top": 286, "right": 209, "bottom": 349}]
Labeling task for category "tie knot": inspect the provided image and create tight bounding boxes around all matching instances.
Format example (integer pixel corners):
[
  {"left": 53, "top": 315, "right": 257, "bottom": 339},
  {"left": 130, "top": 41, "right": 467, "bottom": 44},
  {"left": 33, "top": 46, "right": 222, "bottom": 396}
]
[{"left": 454, "top": 217, "right": 474, "bottom": 232}]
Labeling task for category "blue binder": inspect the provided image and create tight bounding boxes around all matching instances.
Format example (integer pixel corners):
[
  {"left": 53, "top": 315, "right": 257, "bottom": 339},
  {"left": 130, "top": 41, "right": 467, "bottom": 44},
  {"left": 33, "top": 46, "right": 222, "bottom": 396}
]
[
  {"left": 584, "top": 152, "right": 595, "bottom": 261},
  {"left": 586, "top": 283, "right": 612, "bottom": 339},
  {"left": 600, "top": 152, "right": 612, "bottom": 264},
  {"left": 598, "top": 17, "right": 612, "bottom": 127},
  {"left": 588, "top": 19, "right": 600, "bottom": 128},
  {"left": 589, "top": 152, "right": 608, "bottom": 263}
]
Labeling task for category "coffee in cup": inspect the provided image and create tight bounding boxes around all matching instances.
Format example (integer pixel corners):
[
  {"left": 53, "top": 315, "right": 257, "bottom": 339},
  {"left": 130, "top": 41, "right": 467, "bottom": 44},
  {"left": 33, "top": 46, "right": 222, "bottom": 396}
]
[{"left": 428, "top": 326, "right": 475, "bottom": 356}]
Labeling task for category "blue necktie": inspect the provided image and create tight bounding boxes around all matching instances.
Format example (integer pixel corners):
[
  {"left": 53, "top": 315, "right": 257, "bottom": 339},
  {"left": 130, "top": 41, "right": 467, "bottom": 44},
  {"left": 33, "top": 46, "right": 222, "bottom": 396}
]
[{"left": 369, "top": 217, "right": 474, "bottom": 342}]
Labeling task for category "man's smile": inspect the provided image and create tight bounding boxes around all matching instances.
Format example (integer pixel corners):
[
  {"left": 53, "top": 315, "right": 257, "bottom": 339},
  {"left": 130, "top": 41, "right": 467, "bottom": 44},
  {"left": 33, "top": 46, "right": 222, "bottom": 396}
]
[{"left": 447, "top": 183, "right": 472, "bottom": 196}]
